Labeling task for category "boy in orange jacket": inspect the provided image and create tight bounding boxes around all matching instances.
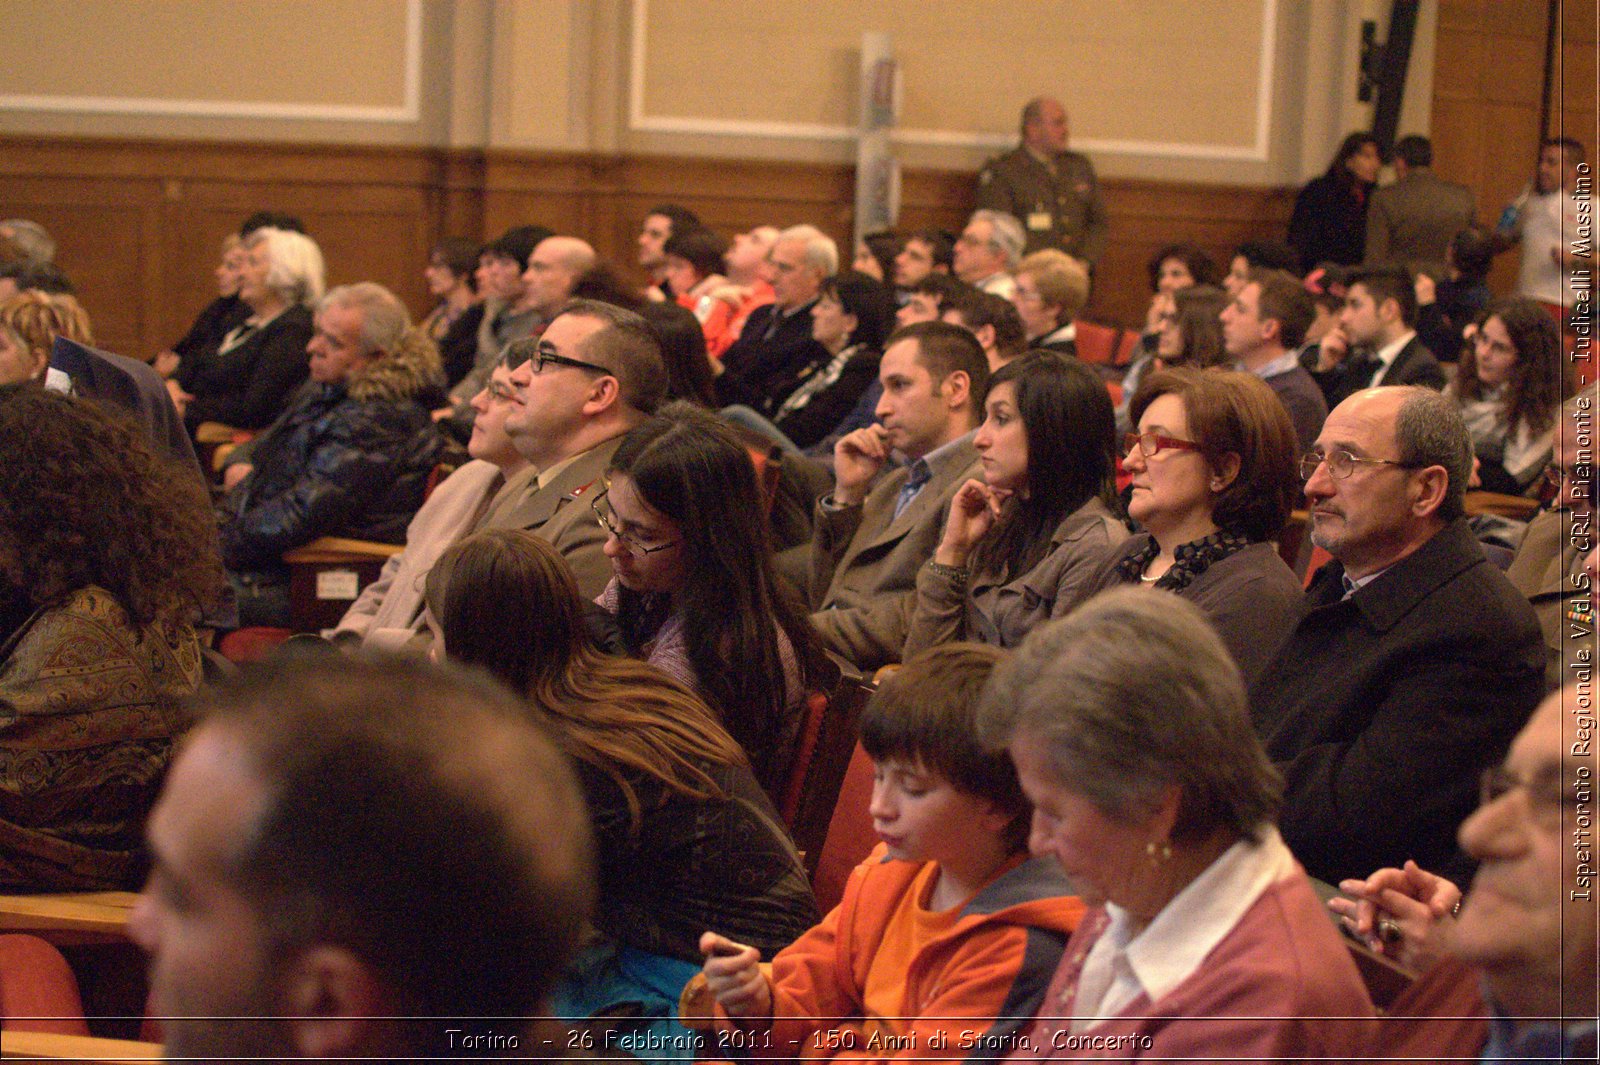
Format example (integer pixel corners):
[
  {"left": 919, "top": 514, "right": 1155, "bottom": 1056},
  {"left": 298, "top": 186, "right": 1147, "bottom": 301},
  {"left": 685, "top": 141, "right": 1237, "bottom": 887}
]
[{"left": 692, "top": 643, "right": 1084, "bottom": 1062}]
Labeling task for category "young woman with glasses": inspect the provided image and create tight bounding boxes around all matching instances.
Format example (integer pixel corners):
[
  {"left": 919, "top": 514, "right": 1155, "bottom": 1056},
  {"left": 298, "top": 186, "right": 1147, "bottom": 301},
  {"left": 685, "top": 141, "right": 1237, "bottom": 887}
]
[
  {"left": 902, "top": 353, "right": 1128, "bottom": 656},
  {"left": 1074, "top": 367, "right": 1304, "bottom": 686},
  {"left": 595, "top": 402, "right": 825, "bottom": 797}
]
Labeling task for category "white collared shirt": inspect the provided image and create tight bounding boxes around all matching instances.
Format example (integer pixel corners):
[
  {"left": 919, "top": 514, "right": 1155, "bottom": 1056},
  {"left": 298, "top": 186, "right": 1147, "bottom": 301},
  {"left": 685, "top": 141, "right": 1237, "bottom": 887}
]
[
  {"left": 1237, "top": 349, "right": 1300, "bottom": 382},
  {"left": 1069, "top": 827, "right": 1298, "bottom": 1032},
  {"left": 1367, "top": 330, "right": 1418, "bottom": 387}
]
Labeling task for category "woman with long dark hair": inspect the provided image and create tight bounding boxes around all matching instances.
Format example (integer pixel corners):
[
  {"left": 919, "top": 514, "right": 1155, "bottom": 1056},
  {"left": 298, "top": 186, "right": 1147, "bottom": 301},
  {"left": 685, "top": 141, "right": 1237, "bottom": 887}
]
[
  {"left": 425, "top": 528, "right": 815, "bottom": 1048},
  {"left": 596, "top": 403, "right": 825, "bottom": 795},
  {"left": 1151, "top": 284, "right": 1231, "bottom": 371},
  {"left": 1288, "top": 132, "right": 1383, "bottom": 271},
  {"left": 1448, "top": 296, "right": 1569, "bottom": 493},
  {"left": 903, "top": 354, "right": 1127, "bottom": 655}
]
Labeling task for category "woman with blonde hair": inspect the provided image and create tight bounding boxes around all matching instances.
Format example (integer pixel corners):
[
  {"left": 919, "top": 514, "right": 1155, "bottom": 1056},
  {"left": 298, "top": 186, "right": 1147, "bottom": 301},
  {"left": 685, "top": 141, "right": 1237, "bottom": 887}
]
[
  {"left": 425, "top": 528, "right": 815, "bottom": 1047},
  {"left": 0, "top": 290, "right": 92, "bottom": 386}
]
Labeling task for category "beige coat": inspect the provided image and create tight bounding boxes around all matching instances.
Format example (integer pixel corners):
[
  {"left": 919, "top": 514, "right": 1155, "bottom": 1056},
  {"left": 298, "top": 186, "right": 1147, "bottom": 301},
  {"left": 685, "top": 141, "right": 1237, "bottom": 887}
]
[
  {"left": 808, "top": 437, "right": 980, "bottom": 670},
  {"left": 1506, "top": 506, "right": 1593, "bottom": 691}
]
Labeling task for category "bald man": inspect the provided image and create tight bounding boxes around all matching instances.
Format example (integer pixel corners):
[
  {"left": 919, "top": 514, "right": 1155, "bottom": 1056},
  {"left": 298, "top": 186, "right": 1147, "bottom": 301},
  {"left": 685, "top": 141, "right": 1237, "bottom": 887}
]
[
  {"left": 521, "top": 236, "right": 597, "bottom": 319},
  {"left": 975, "top": 96, "right": 1107, "bottom": 264}
]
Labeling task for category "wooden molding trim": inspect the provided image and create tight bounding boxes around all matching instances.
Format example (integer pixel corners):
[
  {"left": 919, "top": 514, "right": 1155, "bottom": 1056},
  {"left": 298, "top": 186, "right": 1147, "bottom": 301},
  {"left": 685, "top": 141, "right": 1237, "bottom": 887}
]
[{"left": 0, "top": 135, "right": 1294, "bottom": 358}]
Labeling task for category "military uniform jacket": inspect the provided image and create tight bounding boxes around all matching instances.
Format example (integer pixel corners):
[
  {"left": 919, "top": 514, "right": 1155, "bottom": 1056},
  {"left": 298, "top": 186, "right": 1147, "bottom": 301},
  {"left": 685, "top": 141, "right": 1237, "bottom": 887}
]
[
  {"left": 480, "top": 436, "right": 622, "bottom": 600},
  {"left": 976, "top": 147, "right": 1108, "bottom": 263}
]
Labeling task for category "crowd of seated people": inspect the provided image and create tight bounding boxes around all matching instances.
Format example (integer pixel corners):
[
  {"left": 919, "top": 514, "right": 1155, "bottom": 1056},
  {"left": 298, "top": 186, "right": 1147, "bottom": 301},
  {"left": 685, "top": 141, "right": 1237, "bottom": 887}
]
[{"left": 0, "top": 117, "right": 1592, "bottom": 1063}]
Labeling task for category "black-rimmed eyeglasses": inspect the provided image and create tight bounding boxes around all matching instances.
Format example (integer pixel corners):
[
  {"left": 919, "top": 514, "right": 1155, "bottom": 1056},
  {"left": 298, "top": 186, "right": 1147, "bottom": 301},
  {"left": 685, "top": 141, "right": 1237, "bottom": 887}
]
[
  {"left": 501, "top": 338, "right": 610, "bottom": 376},
  {"left": 591, "top": 495, "right": 681, "bottom": 558}
]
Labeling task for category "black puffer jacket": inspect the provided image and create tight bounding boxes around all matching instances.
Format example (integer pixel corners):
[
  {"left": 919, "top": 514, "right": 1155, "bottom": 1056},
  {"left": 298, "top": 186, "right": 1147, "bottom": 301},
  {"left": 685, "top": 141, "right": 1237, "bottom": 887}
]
[{"left": 220, "top": 331, "right": 449, "bottom": 573}]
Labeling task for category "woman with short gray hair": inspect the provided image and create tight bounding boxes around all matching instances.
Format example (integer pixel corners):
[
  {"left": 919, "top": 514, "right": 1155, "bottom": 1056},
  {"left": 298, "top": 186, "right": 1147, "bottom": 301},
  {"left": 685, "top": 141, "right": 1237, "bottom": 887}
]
[{"left": 976, "top": 587, "right": 1374, "bottom": 1060}]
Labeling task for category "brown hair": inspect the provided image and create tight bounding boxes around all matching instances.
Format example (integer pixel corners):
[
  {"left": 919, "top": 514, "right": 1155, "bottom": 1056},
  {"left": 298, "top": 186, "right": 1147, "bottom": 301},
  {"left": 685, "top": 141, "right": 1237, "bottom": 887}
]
[
  {"left": 1454, "top": 297, "right": 1569, "bottom": 437},
  {"left": 425, "top": 528, "right": 744, "bottom": 830},
  {"left": 1130, "top": 367, "right": 1299, "bottom": 542},
  {"left": 194, "top": 654, "right": 594, "bottom": 1044},
  {"left": 1249, "top": 268, "right": 1317, "bottom": 350},
  {"left": 1166, "top": 284, "right": 1229, "bottom": 369},
  {"left": 0, "top": 386, "right": 223, "bottom": 627},
  {"left": 861, "top": 643, "right": 1030, "bottom": 852}
]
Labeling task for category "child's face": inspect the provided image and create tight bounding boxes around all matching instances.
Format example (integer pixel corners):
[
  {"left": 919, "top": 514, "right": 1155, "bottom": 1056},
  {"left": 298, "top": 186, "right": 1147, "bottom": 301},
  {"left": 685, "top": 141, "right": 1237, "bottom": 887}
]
[{"left": 868, "top": 757, "right": 1001, "bottom": 868}]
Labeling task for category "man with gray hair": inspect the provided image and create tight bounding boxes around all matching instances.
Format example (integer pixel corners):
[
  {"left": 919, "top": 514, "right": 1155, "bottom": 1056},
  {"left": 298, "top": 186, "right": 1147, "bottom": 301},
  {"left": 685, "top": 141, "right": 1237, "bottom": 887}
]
[
  {"left": 0, "top": 218, "right": 55, "bottom": 263},
  {"left": 219, "top": 282, "right": 450, "bottom": 626},
  {"left": 715, "top": 223, "right": 835, "bottom": 409},
  {"left": 1250, "top": 386, "right": 1543, "bottom": 888},
  {"left": 975, "top": 97, "right": 1108, "bottom": 264},
  {"left": 953, "top": 210, "right": 1024, "bottom": 300}
]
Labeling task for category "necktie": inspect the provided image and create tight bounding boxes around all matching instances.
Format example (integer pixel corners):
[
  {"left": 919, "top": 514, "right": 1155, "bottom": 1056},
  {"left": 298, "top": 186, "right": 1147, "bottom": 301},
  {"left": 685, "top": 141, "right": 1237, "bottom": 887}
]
[{"left": 894, "top": 461, "right": 932, "bottom": 519}]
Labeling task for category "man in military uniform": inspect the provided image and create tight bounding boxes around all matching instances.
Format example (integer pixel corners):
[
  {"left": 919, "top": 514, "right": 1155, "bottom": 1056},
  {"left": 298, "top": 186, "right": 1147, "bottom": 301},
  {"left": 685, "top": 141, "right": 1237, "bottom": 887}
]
[{"left": 976, "top": 96, "right": 1108, "bottom": 266}]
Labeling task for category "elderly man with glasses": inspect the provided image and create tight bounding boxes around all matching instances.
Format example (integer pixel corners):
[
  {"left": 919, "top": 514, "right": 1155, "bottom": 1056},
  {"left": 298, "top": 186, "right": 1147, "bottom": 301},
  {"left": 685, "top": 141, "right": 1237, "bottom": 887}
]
[{"left": 1249, "top": 386, "right": 1544, "bottom": 890}]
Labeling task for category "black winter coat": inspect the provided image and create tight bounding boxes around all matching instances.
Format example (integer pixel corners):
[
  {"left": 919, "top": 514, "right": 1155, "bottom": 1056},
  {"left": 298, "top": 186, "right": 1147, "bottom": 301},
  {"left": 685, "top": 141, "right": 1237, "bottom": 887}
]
[{"left": 219, "top": 335, "right": 448, "bottom": 573}]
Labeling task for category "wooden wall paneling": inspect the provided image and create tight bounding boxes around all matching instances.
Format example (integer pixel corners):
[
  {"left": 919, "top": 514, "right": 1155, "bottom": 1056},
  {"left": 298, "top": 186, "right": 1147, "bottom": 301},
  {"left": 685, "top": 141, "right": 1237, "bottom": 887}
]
[
  {"left": 0, "top": 172, "right": 163, "bottom": 358},
  {"left": 1431, "top": 0, "right": 1550, "bottom": 296},
  {"left": 2, "top": 135, "right": 1307, "bottom": 366},
  {"left": 1087, "top": 181, "right": 1297, "bottom": 327},
  {"left": 1555, "top": 1, "right": 1597, "bottom": 145},
  {"left": 435, "top": 150, "right": 487, "bottom": 247}
]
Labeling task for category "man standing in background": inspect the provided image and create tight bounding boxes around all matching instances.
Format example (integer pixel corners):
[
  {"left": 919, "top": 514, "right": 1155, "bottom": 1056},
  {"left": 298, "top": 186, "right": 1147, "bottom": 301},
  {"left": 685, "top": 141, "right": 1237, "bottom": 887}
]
[{"left": 976, "top": 96, "right": 1108, "bottom": 267}]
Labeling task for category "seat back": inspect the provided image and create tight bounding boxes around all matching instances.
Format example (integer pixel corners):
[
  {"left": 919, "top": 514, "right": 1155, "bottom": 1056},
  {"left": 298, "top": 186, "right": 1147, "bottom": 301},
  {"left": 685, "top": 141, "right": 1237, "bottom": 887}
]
[
  {"left": 0, "top": 934, "right": 90, "bottom": 1036},
  {"left": 746, "top": 444, "right": 782, "bottom": 517},
  {"left": 777, "top": 654, "right": 872, "bottom": 879},
  {"left": 809, "top": 743, "right": 878, "bottom": 914},
  {"left": 1072, "top": 320, "right": 1137, "bottom": 367}
]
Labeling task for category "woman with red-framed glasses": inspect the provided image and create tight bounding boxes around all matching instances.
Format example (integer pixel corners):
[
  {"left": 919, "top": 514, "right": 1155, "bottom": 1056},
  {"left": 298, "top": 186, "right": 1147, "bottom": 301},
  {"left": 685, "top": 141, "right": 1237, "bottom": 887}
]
[{"left": 1071, "top": 367, "right": 1305, "bottom": 687}]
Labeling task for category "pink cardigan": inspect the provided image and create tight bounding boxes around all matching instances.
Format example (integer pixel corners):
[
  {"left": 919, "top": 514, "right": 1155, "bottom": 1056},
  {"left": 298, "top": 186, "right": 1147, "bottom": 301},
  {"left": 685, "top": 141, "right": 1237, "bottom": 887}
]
[{"left": 1005, "top": 873, "right": 1376, "bottom": 1061}]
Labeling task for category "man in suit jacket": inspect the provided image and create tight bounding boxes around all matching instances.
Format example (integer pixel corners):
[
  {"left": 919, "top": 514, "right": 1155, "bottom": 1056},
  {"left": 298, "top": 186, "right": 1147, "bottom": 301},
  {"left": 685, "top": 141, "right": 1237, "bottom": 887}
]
[
  {"left": 49, "top": 336, "right": 204, "bottom": 481},
  {"left": 1250, "top": 388, "right": 1544, "bottom": 889},
  {"left": 714, "top": 225, "right": 835, "bottom": 411},
  {"left": 494, "top": 299, "right": 667, "bottom": 599},
  {"left": 809, "top": 321, "right": 989, "bottom": 670},
  {"left": 1311, "top": 266, "right": 1447, "bottom": 408},
  {"left": 1365, "top": 135, "right": 1475, "bottom": 273},
  {"left": 1506, "top": 399, "right": 1594, "bottom": 690}
]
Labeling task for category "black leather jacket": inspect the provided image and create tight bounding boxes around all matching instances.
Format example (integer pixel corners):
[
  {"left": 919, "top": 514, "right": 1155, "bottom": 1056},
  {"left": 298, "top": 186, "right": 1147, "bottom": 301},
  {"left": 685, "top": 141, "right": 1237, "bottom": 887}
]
[{"left": 220, "top": 333, "right": 449, "bottom": 572}]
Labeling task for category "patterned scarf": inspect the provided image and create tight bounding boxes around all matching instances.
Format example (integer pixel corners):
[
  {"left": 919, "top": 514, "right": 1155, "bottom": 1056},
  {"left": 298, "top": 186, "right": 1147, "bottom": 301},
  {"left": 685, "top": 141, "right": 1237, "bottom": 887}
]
[{"left": 1116, "top": 529, "right": 1254, "bottom": 592}]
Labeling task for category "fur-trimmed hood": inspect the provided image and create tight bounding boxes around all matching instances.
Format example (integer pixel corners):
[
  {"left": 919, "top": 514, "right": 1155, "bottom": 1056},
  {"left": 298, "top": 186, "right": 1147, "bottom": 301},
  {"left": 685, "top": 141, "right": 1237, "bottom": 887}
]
[{"left": 347, "top": 327, "right": 445, "bottom": 403}]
